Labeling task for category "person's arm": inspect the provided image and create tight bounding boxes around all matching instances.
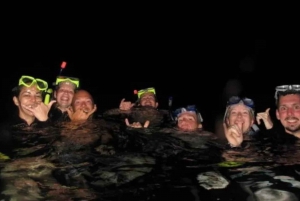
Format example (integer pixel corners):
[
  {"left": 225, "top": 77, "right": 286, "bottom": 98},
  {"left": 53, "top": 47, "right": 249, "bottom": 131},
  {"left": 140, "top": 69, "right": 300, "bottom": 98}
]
[
  {"left": 256, "top": 108, "right": 273, "bottom": 130},
  {"left": 36, "top": 118, "right": 52, "bottom": 128}
]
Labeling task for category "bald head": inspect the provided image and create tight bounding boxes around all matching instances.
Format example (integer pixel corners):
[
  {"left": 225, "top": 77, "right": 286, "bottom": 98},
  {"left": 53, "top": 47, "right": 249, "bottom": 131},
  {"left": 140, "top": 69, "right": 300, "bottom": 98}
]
[{"left": 72, "top": 89, "right": 95, "bottom": 113}]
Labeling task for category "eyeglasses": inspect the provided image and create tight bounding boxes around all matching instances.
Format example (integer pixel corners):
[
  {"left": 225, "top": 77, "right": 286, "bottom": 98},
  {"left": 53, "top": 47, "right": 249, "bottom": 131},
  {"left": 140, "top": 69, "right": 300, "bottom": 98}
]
[
  {"left": 274, "top": 85, "right": 300, "bottom": 99},
  {"left": 56, "top": 76, "right": 80, "bottom": 88},
  {"left": 137, "top": 87, "right": 156, "bottom": 99},
  {"left": 19, "top": 75, "right": 48, "bottom": 91},
  {"left": 227, "top": 96, "right": 254, "bottom": 108},
  {"left": 173, "top": 105, "right": 203, "bottom": 122}
]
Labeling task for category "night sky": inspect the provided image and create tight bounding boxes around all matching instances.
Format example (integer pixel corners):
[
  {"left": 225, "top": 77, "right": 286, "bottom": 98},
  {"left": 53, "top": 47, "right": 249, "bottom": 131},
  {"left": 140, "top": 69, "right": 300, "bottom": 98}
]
[{"left": 1, "top": 18, "right": 299, "bottom": 131}]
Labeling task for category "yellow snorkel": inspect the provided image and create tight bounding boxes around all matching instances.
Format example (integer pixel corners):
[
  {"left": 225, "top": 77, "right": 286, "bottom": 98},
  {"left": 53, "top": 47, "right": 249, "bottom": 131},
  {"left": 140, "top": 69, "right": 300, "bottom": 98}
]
[{"left": 44, "top": 88, "right": 53, "bottom": 104}]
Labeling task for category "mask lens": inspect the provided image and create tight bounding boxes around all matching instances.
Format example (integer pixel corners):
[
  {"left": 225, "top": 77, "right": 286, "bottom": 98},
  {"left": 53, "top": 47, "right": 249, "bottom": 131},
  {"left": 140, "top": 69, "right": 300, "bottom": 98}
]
[
  {"left": 276, "top": 85, "right": 289, "bottom": 91},
  {"left": 56, "top": 76, "right": 79, "bottom": 88},
  {"left": 243, "top": 98, "right": 254, "bottom": 108},
  {"left": 292, "top": 85, "right": 300, "bottom": 90},
  {"left": 138, "top": 88, "right": 156, "bottom": 98},
  {"left": 20, "top": 76, "right": 35, "bottom": 87},
  {"left": 36, "top": 79, "right": 48, "bottom": 90},
  {"left": 228, "top": 96, "right": 241, "bottom": 105},
  {"left": 186, "top": 105, "right": 197, "bottom": 112},
  {"left": 275, "top": 85, "right": 300, "bottom": 99}
]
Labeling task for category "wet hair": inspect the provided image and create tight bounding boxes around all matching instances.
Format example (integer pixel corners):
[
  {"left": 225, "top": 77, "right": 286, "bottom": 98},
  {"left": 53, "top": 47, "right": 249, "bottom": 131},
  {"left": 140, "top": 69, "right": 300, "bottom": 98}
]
[{"left": 275, "top": 90, "right": 300, "bottom": 107}]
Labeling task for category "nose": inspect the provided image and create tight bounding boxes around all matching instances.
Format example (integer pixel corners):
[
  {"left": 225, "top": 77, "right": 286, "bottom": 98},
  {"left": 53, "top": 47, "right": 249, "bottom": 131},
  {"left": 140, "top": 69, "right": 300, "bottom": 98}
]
[
  {"left": 287, "top": 108, "right": 294, "bottom": 116},
  {"left": 79, "top": 102, "right": 87, "bottom": 107},
  {"left": 29, "top": 95, "right": 37, "bottom": 102},
  {"left": 237, "top": 112, "right": 243, "bottom": 118}
]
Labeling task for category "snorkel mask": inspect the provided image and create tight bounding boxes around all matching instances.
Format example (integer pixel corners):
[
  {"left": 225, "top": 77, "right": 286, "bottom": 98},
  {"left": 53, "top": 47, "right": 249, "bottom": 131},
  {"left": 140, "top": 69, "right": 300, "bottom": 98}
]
[
  {"left": 173, "top": 105, "right": 203, "bottom": 123},
  {"left": 274, "top": 85, "right": 300, "bottom": 100},
  {"left": 55, "top": 76, "right": 80, "bottom": 88},
  {"left": 137, "top": 87, "right": 156, "bottom": 99},
  {"left": 18, "top": 75, "right": 48, "bottom": 92}
]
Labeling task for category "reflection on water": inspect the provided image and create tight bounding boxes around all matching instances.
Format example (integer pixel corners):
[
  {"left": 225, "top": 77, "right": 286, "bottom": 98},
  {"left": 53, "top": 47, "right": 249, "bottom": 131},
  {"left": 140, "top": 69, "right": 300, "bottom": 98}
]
[{"left": 1, "top": 119, "right": 300, "bottom": 200}]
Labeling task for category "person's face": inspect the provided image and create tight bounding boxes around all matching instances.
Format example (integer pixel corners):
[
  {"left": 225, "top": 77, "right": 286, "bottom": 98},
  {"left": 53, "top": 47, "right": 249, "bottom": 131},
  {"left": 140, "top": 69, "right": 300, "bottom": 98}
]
[
  {"left": 276, "top": 94, "right": 300, "bottom": 134},
  {"left": 139, "top": 92, "right": 158, "bottom": 108},
  {"left": 226, "top": 103, "right": 254, "bottom": 134},
  {"left": 13, "top": 84, "right": 43, "bottom": 117},
  {"left": 72, "top": 90, "right": 94, "bottom": 113},
  {"left": 54, "top": 82, "right": 75, "bottom": 111},
  {"left": 177, "top": 112, "right": 201, "bottom": 131}
]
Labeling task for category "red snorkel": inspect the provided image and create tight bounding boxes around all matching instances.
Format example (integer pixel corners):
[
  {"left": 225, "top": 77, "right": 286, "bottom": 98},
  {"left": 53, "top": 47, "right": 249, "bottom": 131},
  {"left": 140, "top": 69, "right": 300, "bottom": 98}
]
[
  {"left": 59, "top": 61, "right": 67, "bottom": 75},
  {"left": 44, "top": 61, "right": 67, "bottom": 104}
]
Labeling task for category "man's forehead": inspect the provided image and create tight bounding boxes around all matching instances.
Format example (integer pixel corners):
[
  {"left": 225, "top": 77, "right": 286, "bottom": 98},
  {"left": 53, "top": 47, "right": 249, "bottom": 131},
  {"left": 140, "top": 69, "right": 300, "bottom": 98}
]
[
  {"left": 74, "top": 91, "right": 92, "bottom": 99},
  {"left": 229, "top": 103, "right": 251, "bottom": 110},
  {"left": 74, "top": 94, "right": 92, "bottom": 99},
  {"left": 59, "top": 82, "right": 76, "bottom": 89},
  {"left": 21, "top": 85, "right": 41, "bottom": 93},
  {"left": 280, "top": 94, "right": 300, "bottom": 102},
  {"left": 178, "top": 112, "right": 197, "bottom": 118},
  {"left": 74, "top": 97, "right": 92, "bottom": 101},
  {"left": 140, "top": 92, "right": 155, "bottom": 98}
]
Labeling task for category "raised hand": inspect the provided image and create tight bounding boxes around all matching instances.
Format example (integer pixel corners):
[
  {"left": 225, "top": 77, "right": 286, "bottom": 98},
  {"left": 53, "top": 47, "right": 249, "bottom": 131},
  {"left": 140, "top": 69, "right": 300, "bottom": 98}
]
[
  {"left": 67, "top": 104, "right": 97, "bottom": 122},
  {"left": 125, "top": 118, "right": 150, "bottom": 128},
  {"left": 24, "top": 100, "right": 56, "bottom": 121},
  {"left": 256, "top": 108, "right": 273, "bottom": 129},
  {"left": 119, "top": 98, "right": 135, "bottom": 111},
  {"left": 223, "top": 122, "right": 243, "bottom": 147}
]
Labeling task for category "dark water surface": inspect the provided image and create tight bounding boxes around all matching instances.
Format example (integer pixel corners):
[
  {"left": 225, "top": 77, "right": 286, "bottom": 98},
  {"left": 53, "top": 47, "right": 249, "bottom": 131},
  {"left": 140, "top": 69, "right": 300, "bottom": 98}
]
[{"left": 1, "top": 117, "right": 300, "bottom": 201}]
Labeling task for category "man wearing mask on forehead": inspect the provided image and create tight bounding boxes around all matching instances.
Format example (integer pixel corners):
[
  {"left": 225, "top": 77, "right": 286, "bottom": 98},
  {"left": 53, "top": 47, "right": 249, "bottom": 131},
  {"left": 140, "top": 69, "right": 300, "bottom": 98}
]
[
  {"left": 257, "top": 85, "right": 300, "bottom": 143},
  {"left": 274, "top": 85, "right": 300, "bottom": 139},
  {"left": 48, "top": 76, "right": 80, "bottom": 123},
  {"left": 104, "top": 87, "right": 171, "bottom": 129},
  {"left": 0, "top": 75, "right": 55, "bottom": 156},
  {"left": 223, "top": 96, "right": 256, "bottom": 147},
  {"left": 12, "top": 75, "right": 55, "bottom": 126},
  {"left": 119, "top": 87, "right": 159, "bottom": 110}
]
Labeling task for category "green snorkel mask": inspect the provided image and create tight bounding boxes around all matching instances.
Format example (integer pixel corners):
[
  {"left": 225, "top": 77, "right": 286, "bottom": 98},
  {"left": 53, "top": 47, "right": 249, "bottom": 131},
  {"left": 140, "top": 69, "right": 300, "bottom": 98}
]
[
  {"left": 137, "top": 87, "right": 156, "bottom": 99},
  {"left": 55, "top": 76, "right": 80, "bottom": 88},
  {"left": 19, "top": 75, "right": 48, "bottom": 92}
]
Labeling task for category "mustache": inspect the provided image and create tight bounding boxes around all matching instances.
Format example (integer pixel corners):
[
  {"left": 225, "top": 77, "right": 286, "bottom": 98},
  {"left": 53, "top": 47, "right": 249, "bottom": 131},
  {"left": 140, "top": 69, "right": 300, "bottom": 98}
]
[{"left": 285, "top": 117, "right": 299, "bottom": 121}]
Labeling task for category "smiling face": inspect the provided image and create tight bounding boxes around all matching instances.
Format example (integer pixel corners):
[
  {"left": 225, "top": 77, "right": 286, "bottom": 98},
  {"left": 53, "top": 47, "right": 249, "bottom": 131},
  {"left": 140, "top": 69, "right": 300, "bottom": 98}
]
[
  {"left": 177, "top": 112, "right": 202, "bottom": 131},
  {"left": 276, "top": 94, "right": 300, "bottom": 135},
  {"left": 225, "top": 103, "right": 254, "bottom": 134},
  {"left": 139, "top": 92, "right": 158, "bottom": 108},
  {"left": 72, "top": 90, "right": 94, "bottom": 113},
  {"left": 13, "top": 84, "right": 43, "bottom": 118},
  {"left": 54, "top": 82, "right": 76, "bottom": 111}
]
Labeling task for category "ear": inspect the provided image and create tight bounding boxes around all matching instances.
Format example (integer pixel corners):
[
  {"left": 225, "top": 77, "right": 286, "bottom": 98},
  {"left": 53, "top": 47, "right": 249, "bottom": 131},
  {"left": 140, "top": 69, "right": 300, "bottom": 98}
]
[
  {"left": 155, "top": 102, "right": 159, "bottom": 108},
  {"left": 13, "top": 96, "right": 19, "bottom": 106},
  {"left": 276, "top": 109, "right": 280, "bottom": 120},
  {"left": 53, "top": 91, "right": 57, "bottom": 99},
  {"left": 225, "top": 118, "right": 229, "bottom": 126},
  {"left": 198, "top": 123, "right": 202, "bottom": 129},
  {"left": 251, "top": 117, "right": 254, "bottom": 125}
]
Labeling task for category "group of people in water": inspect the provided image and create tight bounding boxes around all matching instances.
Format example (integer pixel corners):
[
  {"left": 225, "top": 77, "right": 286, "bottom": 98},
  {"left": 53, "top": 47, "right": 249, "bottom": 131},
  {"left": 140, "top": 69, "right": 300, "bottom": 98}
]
[
  {"left": 1, "top": 74, "right": 300, "bottom": 154},
  {"left": 0, "top": 74, "right": 300, "bottom": 199}
]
